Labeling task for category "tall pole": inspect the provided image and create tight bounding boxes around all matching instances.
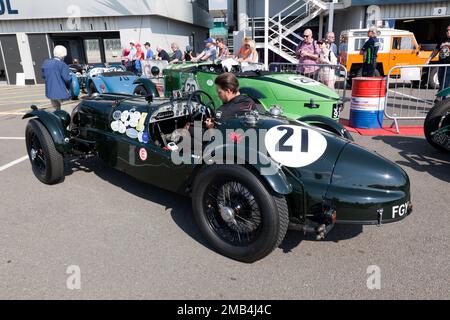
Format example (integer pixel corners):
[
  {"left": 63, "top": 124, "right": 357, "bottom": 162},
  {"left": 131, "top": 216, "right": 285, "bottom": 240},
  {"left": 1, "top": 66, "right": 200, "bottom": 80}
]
[
  {"left": 328, "top": 1, "right": 335, "bottom": 33},
  {"left": 264, "top": 0, "right": 269, "bottom": 69}
]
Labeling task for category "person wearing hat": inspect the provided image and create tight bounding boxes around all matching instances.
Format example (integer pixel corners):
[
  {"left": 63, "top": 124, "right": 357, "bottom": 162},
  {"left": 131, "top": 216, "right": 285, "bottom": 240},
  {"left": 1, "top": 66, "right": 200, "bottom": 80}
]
[
  {"left": 192, "top": 37, "right": 217, "bottom": 62},
  {"left": 41, "top": 45, "right": 73, "bottom": 110},
  {"left": 144, "top": 42, "right": 154, "bottom": 60}
]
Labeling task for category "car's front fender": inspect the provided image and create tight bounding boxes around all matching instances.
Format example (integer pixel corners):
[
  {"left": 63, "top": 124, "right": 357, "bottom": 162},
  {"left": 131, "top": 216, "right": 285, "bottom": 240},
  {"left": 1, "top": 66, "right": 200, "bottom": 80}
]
[
  {"left": 133, "top": 78, "right": 160, "bottom": 97},
  {"left": 22, "top": 110, "right": 71, "bottom": 153},
  {"left": 203, "top": 143, "right": 293, "bottom": 195}
]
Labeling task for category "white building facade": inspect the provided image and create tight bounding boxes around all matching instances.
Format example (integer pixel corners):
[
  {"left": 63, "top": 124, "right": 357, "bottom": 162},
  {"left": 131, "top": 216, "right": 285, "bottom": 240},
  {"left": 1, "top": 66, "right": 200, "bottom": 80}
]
[{"left": 0, "top": 0, "right": 212, "bottom": 85}]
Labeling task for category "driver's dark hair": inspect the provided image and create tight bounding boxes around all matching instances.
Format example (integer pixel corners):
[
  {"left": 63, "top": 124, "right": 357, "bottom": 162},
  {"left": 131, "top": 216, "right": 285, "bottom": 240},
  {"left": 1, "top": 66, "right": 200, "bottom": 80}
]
[{"left": 215, "top": 72, "right": 240, "bottom": 93}]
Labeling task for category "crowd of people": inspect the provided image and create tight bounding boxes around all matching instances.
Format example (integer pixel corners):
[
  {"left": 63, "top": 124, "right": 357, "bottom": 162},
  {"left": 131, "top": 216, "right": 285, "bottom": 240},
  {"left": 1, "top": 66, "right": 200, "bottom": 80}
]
[
  {"left": 41, "top": 25, "right": 450, "bottom": 109},
  {"left": 120, "top": 36, "right": 260, "bottom": 75}
]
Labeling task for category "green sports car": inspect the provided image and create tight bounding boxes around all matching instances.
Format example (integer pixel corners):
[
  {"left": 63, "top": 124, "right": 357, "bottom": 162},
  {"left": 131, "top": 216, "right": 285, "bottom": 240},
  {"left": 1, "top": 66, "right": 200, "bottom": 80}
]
[{"left": 156, "top": 60, "right": 343, "bottom": 121}]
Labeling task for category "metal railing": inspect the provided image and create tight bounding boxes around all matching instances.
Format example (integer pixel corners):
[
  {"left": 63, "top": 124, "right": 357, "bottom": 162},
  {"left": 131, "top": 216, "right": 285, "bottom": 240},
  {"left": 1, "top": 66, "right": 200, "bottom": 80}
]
[
  {"left": 248, "top": 0, "right": 327, "bottom": 63},
  {"left": 269, "top": 62, "right": 349, "bottom": 105},
  {"left": 384, "top": 64, "right": 450, "bottom": 133}
]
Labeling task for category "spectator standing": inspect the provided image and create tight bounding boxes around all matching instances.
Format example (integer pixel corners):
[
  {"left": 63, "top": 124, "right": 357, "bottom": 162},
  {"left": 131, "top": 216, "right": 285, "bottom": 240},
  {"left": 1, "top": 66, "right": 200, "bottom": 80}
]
[
  {"left": 317, "top": 39, "right": 338, "bottom": 89},
  {"left": 216, "top": 38, "right": 230, "bottom": 60},
  {"left": 144, "top": 42, "right": 154, "bottom": 60},
  {"left": 126, "top": 41, "right": 137, "bottom": 72},
  {"left": 156, "top": 46, "right": 171, "bottom": 62},
  {"left": 41, "top": 45, "right": 72, "bottom": 110},
  {"left": 296, "top": 29, "right": 320, "bottom": 78},
  {"left": 122, "top": 47, "right": 130, "bottom": 68},
  {"left": 359, "top": 26, "right": 381, "bottom": 77},
  {"left": 192, "top": 38, "right": 217, "bottom": 62},
  {"left": 326, "top": 32, "right": 338, "bottom": 58},
  {"left": 170, "top": 43, "right": 183, "bottom": 64},
  {"left": 134, "top": 44, "right": 145, "bottom": 74},
  {"left": 427, "top": 24, "right": 450, "bottom": 95}
]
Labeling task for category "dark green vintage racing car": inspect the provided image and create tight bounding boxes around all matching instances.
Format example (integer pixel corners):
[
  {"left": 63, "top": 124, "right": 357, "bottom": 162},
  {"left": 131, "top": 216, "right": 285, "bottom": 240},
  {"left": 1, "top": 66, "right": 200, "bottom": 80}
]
[{"left": 23, "top": 91, "right": 412, "bottom": 263}]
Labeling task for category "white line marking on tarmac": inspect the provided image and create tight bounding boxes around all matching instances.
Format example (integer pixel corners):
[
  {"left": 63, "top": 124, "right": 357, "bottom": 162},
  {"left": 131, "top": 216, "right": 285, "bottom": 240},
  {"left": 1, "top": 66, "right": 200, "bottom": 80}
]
[
  {"left": 0, "top": 137, "right": 25, "bottom": 140},
  {"left": 0, "top": 156, "right": 28, "bottom": 172}
]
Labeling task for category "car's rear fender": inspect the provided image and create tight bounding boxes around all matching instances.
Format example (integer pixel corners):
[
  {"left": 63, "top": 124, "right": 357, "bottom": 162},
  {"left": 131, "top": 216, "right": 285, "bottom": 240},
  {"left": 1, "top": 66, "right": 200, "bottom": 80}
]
[
  {"left": 23, "top": 110, "right": 71, "bottom": 153},
  {"left": 297, "top": 115, "right": 353, "bottom": 141}
]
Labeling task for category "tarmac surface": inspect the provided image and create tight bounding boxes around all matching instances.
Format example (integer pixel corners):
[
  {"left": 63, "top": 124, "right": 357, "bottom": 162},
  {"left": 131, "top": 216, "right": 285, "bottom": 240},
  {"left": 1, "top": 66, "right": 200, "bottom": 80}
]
[{"left": 0, "top": 85, "right": 448, "bottom": 299}]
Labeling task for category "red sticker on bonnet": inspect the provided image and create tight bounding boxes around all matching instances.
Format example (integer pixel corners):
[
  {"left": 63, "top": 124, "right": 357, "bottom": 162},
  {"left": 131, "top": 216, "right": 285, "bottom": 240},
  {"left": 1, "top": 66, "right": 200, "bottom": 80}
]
[{"left": 139, "top": 148, "right": 148, "bottom": 161}]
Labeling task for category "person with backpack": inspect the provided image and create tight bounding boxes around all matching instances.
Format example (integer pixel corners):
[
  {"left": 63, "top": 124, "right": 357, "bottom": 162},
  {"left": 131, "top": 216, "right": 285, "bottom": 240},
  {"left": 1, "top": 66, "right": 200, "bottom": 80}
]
[{"left": 296, "top": 29, "right": 320, "bottom": 78}]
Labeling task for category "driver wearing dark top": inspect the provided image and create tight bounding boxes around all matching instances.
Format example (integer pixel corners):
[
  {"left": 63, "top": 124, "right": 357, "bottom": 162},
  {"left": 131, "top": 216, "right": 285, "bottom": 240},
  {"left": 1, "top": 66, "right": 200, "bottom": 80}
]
[{"left": 204, "top": 72, "right": 264, "bottom": 129}]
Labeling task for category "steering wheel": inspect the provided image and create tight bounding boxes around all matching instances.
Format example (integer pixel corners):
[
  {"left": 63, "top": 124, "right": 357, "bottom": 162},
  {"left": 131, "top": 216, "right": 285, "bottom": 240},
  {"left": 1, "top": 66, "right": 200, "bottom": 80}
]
[{"left": 187, "top": 90, "right": 216, "bottom": 122}]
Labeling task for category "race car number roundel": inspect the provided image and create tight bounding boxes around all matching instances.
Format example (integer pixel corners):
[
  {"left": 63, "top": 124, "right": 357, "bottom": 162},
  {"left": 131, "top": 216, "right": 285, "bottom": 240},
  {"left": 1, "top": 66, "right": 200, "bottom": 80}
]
[{"left": 265, "top": 125, "right": 327, "bottom": 168}]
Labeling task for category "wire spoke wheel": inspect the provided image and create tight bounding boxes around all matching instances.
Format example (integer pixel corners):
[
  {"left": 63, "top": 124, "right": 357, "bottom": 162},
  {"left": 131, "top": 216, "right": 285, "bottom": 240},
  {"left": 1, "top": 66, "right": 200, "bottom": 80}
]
[
  {"left": 192, "top": 165, "right": 289, "bottom": 263},
  {"left": 29, "top": 131, "right": 46, "bottom": 176},
  {"left": 204, "top": 179, "right": 263, "bottom": 246}
]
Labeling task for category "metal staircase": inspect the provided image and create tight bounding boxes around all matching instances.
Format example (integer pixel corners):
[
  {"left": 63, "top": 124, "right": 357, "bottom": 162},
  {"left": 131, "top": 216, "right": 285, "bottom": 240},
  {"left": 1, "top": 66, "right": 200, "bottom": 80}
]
[{"left": 249, "top": 0, "right": 329, "bottom": 64}]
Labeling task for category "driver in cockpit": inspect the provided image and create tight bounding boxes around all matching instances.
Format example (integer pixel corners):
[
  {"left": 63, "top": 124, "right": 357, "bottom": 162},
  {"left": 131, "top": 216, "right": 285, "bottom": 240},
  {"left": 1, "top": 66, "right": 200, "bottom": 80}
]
[
  {"left": 204, "top": 72, "right": 264, "bottom": 128},
  {"left": 179, "top": 73, "right": 264, "bottom": 143}
]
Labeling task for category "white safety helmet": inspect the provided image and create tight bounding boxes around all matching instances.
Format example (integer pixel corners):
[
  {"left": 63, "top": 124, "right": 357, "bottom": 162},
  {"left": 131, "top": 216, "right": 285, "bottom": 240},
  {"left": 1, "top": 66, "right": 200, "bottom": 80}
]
[{"left": 53, "top": 45, "right": 67, "bottom": 59}]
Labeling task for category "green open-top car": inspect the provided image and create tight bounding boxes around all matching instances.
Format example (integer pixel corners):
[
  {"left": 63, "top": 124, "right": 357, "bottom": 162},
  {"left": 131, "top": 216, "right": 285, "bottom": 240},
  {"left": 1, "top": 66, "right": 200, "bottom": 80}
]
[{"left": 145, "top": 59, "right": 343, "bottom": 121}]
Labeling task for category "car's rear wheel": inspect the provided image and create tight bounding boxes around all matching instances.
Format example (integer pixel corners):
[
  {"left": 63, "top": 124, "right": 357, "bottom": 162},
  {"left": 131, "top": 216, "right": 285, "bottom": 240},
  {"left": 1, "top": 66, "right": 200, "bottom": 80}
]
[
  {"left": 25, "top": 119, "right": 64, "bottom": 185},
  {"left": 134, "top": 85, "right": 148, "bottom": 96},
  {"left": 192, "top": 165, "right": 289, "bottom": 263},
  {"left": 424, "top": 99, "right": 450, "bottom": 152}
]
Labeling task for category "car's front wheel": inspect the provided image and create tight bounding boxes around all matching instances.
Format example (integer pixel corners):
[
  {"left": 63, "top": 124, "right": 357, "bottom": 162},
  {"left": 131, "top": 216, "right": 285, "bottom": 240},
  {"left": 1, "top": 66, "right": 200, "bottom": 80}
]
[
  {"left": 192, "top": 165, "right": 289, "bottom": 263},
  {"left": 25, "top": 119, "right": 64, "bottom": 185}
]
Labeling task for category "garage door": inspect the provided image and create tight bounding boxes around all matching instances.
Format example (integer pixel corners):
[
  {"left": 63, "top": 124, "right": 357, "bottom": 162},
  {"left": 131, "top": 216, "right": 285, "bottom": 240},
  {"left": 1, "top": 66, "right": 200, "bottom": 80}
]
[
  {"left": 29, "top": 34, "right": 51, "bottom": 84},
  {"left": 0, "top": 35, "right": 23, "bottom": 85}
]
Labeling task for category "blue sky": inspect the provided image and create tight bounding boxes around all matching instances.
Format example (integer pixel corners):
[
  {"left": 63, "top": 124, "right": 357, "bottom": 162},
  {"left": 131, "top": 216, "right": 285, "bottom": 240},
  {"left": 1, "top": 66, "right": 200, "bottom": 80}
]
[{"left": 209, "top": 0, "right": 227, "bottom": 9}]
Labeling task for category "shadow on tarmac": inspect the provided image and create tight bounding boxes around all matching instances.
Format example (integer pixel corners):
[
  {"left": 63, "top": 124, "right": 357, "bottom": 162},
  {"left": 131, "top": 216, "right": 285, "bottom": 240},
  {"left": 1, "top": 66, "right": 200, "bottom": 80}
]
[
  {"left": 373, "top": 136, "right": 450, "bottom": 183},
  {"left": 64, "top": 156, "right": 365, "bottom": 259}
]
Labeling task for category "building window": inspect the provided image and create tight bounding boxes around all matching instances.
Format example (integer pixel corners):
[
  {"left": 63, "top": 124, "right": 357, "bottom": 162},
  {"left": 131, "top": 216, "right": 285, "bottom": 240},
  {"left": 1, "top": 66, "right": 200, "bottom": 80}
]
[
  {"left": 104, "top": 39, "right": 122, "bottom": 63},
  {"left": 84, "top": 39, "right": 102, "bottom": 64}
]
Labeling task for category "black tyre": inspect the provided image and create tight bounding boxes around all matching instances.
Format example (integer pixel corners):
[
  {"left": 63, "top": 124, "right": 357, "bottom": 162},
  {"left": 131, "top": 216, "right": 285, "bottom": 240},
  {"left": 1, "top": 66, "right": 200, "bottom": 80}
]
[
  {"left": 25, "top": 119, "right": 65, "bottom": 185},
  {"left": 134, "top": 85, "right": 148, "bottom": 96},
  {"left": 424, "top": 99, "right": 450, "bottom": 152},
  {"left": 89, "top": 82, "right": 97, "bottom": 96},
  {"left": 192, "top": 165, "right": 289, "bottom": 263}
]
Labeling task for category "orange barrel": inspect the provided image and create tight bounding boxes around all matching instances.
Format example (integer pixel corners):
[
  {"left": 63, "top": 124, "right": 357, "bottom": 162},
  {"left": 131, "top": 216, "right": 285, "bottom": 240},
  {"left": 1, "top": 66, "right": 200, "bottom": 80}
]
[{"left": 349, "top": 77, "right": 387, "bottom": 129}]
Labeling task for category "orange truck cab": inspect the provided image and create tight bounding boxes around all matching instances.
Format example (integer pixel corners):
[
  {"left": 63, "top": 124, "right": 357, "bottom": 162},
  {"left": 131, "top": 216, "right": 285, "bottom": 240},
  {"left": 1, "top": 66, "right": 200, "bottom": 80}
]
[{"left": 340, "top": 28, "right": 439, "bottom": 86}]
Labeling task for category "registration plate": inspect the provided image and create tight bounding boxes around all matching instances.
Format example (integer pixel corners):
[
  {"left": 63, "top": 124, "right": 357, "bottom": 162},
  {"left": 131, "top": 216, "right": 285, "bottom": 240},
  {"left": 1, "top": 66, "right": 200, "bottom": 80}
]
[
  {"left": 432, "top": 132, "right": 450, "bottom": 151},
  {"left": 332, "top": 104, "right": 341, "bottom": 119}
]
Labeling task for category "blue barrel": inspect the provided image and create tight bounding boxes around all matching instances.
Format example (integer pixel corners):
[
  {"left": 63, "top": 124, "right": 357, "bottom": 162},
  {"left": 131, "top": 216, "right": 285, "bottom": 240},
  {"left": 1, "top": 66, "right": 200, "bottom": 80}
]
[{"left": 349, "top": 77, "right": 387, "bottom": 129}]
